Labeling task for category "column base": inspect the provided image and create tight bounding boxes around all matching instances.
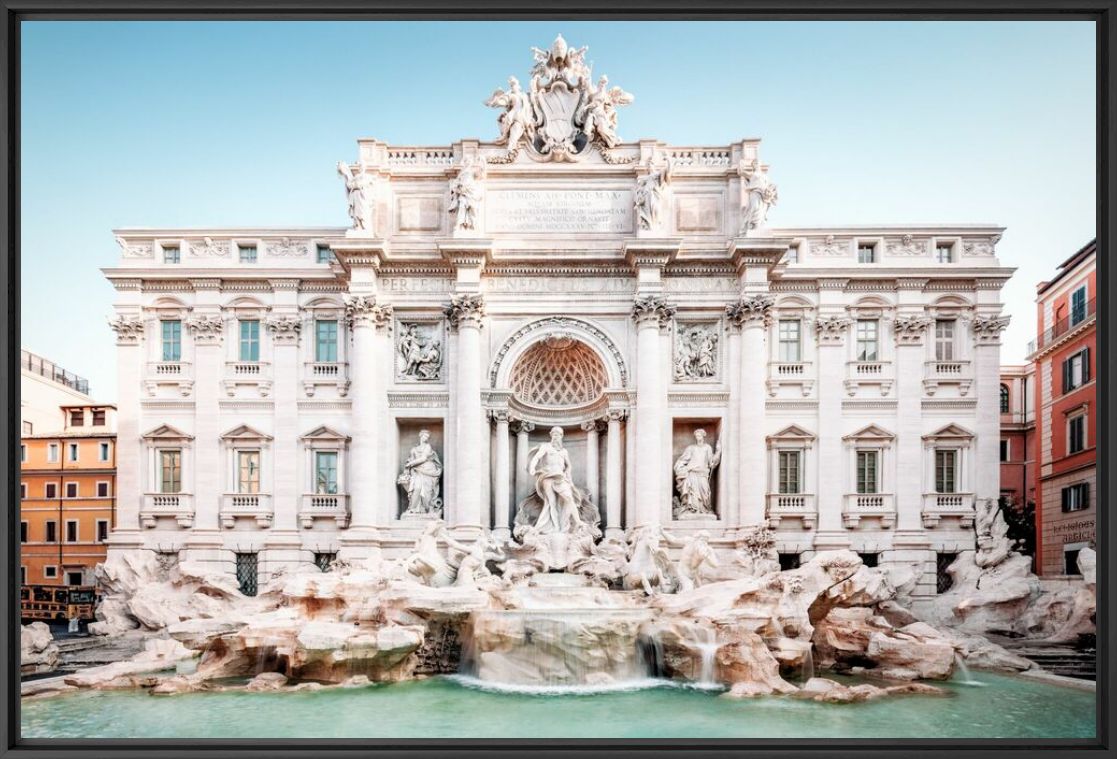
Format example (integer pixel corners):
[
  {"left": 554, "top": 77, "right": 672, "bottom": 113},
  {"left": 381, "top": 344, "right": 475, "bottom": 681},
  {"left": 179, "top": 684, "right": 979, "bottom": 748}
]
[
  {"left": 449, "top": 524, "right": 484, "bottom": 541},
  {"left": 182, "top": 530, "right": 229, "bottom": 574},
  {"left": 337, "top": 528, "right": 383, "bottom": 565},
  {"left": 263, "top": 531, "right": 306, "bottom": 574},
  {"left": 810, "top": 532, "right": 853, "bottom": 553},
  {"left": 105, "top": 530, "right": 144, "bottom": 553}
]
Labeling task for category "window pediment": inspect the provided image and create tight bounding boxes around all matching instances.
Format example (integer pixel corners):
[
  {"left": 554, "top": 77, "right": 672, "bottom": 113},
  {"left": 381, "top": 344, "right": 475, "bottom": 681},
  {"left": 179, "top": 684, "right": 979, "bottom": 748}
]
[
  {"left": 767, "top": 424, "right": 816, "bottom": 448},
  {"left": 142, "top": 423, "right": 194, "bottom": 442},
  {"left": 301, "top": 425, "right": 350, "bottom": 443},
  {"left": 221, "top": 424, "right": 273, "bottom": 445},
  {"left": 843, "top": 423, "right": 895, "bottom": 447},
  {"left": 922, "top": 423, "right": 974, "bottom": 448}
]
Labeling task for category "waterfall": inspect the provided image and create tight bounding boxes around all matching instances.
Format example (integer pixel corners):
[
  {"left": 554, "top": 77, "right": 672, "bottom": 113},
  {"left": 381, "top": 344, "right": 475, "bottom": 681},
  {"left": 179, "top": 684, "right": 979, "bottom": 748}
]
[
  {"left": 953, "top": 653, "right": 983, "bottom": 686},
  {"left": 687, "top": 625, "right": 719, "bottom": 687},
  {"left": 800, "top": 646, "right": 814, "bottom": 683}
]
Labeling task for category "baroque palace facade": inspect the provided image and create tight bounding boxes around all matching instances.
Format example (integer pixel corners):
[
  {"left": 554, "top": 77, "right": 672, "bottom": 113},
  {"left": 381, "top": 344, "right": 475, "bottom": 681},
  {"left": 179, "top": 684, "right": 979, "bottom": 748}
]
[{"left": 104, "top": 37, "right": 1012, "bottom": 607}]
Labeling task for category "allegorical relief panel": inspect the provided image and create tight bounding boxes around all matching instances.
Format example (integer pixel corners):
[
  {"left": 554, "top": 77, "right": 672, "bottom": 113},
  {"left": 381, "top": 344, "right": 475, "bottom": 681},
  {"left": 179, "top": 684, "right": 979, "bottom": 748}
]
[
  {"left": 396, "top": 321, "right": 445, "bottom": 382},
  {"left": 673, "top": 321, "right": 720, "bottom": 382}
]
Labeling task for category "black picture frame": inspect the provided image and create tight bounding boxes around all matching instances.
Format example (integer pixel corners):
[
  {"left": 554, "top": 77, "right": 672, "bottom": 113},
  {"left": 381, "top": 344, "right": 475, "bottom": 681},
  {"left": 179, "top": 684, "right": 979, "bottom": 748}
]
[{"left": 1, "top": 2, "right": 1112, "bottom": 757}]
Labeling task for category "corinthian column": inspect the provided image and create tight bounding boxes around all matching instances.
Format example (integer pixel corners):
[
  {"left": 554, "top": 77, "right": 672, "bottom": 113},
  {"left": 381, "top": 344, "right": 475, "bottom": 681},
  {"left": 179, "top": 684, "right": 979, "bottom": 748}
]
[
  {"left": 605, "top": 410, "right": 625, "bottom": 537},
  {"left": 108, "top": 314, "right": 145, "bottom": 544},
  {"left": 631, "top": 295, "right": 675, "bottom": 529},
  {"left": 447, "top": 294, "right": 486, "bottom": 536},
  {"left": 513, "top": 419, "right": 535, "bottom": 506},
  {"left": 491, "top": 409, "right": 512, "bottom": 539},
  {"left": 344, "top": 294, "right": 393, "bottom": 532},
  {"left": 726, "top": 294, "right": 773, "bottom": 527},
  {"left": 581, "top": 420, "right": 601, "bottom": 505}
]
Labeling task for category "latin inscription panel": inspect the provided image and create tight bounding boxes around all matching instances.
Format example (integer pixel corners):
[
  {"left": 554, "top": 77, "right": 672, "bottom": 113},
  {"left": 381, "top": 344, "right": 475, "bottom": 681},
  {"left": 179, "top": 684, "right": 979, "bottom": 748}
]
[{"left": 487, "top": 189, "right": 633, "bottom": 234}]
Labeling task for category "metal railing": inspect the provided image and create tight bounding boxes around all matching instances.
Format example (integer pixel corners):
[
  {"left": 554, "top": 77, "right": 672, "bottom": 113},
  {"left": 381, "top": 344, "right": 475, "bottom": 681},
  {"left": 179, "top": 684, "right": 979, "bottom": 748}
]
[
  {"left": 21, "top": 349, "right": 90, "bottom": 395},
  {"left": 1030, "top": 297, "right": 1095, "bottom": 354}
]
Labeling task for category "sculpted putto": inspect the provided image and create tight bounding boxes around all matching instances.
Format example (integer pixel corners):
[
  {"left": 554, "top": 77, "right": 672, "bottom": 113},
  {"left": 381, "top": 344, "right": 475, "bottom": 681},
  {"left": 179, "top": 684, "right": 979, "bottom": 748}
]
[
  {"left": 398, "top": 430, "right": 443, "bottom": 518},
  {"left": 672, "top": 429, "right": 722, "bottom": 519}
]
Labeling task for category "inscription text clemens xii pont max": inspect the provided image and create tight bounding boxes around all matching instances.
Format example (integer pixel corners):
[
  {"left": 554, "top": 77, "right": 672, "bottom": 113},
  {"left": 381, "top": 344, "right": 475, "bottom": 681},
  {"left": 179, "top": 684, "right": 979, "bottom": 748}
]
[{"left": 487, "top": 189, "right": 633, "bottom": 234}]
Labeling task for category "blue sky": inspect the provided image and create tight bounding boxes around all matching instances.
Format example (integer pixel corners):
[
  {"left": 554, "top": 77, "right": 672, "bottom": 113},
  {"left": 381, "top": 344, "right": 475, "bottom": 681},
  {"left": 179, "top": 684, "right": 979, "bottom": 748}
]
[{"left": 21, "top": 20, "right": 1095, "bottom": 402}]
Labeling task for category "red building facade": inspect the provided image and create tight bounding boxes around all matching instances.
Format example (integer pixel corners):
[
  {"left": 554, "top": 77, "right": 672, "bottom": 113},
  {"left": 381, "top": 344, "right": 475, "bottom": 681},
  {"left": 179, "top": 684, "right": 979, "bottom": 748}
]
[
  {"left": 999, "top": 363, "right": 1035, "bottom": 529},
  {"left": 1029, "top": 239, "right": 1096, "bottom": 576}
]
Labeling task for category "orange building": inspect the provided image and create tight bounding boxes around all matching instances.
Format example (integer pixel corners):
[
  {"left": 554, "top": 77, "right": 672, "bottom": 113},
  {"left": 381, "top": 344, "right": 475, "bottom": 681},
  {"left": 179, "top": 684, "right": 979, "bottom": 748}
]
[{"left": 20, "top": 404, "right": 117, "bottom": 586}]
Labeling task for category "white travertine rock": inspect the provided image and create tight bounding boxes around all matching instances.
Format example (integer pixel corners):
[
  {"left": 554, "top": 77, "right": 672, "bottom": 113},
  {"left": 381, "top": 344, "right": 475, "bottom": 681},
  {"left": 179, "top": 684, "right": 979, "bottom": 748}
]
[{"left": 21, "top": 622, "right": 59, "bottom": 673}]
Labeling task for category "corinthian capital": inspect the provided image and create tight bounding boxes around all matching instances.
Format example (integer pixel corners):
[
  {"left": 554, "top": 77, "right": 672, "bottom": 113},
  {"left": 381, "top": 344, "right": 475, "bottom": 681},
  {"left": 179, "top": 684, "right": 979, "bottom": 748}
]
[
  {"left": 108, "top": 315, "right": 145, "bottom": 345},
  {"left": 631, "top": 294, "right": 676, "bottom": 329},
  {"left": 814, "top": 315, "right": 853, "bottom": 345},
  {"left": 725, "top": 294, "right": 774, "bottom": 328},
  {"left": 185, "top": 314, "right": 225, "bottom": 345},
  {"left": 265, "top": 314, "right": 302, "bottom": 344},
  {"left": 892, "top": 315, "right": 934, "bottom": 346},
  {"left": 445, "top": 293, "right": 486, "bottom": 330},
  {"left": 344, "top": 294, "right": 393, "bottom": 330},
  {"left": 971, "top": 314, "right": 1011, "bottom": 345}
]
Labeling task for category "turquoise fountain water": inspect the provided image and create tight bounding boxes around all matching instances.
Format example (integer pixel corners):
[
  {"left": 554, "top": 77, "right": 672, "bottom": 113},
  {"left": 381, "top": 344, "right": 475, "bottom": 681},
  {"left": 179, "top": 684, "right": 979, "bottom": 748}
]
[{"left": 22, "top": 671, "right": 1094, "bottom": 739}]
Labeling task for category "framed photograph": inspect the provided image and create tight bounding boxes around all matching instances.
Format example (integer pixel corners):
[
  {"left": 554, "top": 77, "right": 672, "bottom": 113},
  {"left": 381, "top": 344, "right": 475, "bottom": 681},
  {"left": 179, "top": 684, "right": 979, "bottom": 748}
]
[{"left": 6, "top": 3, "right": 1110, "bottom": 757}]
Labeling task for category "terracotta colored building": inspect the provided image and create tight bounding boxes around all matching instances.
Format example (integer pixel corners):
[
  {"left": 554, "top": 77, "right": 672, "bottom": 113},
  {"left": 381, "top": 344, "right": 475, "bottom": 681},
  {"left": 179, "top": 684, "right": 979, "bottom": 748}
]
[
  {"left": 20, "top": 405, "right": 117, "bottom": 586},
  {"left": 999, "top": 363, "right": 1036, "bottom": 511},
  {"left": 1028, "top": 239, "right": 1096, "bottom": 576}
]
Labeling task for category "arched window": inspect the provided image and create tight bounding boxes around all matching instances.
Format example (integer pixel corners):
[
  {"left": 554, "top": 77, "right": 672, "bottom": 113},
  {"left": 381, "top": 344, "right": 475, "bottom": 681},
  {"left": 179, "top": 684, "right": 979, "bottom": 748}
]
[{"left": 1000, "top": 384, "right": 1010, "bottom": 414}]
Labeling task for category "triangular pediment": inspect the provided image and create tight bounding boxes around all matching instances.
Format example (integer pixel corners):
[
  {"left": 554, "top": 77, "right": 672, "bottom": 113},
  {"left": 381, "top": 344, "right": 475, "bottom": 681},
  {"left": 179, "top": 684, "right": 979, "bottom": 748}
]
[
  {"left": 767, "top": 424, "right": 816, "bottom": 442},
  {"left": 843, "top": 423, "right": 895, "bottom": 442},
  {"left": 141, "top": 423, "right": 193, "bottom": 441},
  {"left": 923, "top": 423, "right": 974, "bottom": 441},
  {"left": 220, "top": 424, "right": 273, "bottom": 441},
  {"left": 300, "top": 425, "right": 350, "bottom": 442}
]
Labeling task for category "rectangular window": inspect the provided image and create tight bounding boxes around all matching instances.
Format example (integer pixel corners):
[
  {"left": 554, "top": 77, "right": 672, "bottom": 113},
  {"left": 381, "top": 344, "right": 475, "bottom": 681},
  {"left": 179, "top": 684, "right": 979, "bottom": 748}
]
[
  {"left": 1065, "top": 548, "right": 1082, "bottom": 576},
  {"left": 315, "top": 451, "right": 339, "bottom": 494},
  {"left": 20, "top": 522, "right": 27, "bottom": 542},
  {"left": 239, "top": 320, "right": 261, "bottom": 362},
  {"left": 97, "top": 482, "right": 109, "bottom": 498},
  {"left": 857, "top": 244, "right": 876, "bottom": 264},
  {"left": 1062, "top": 349, "right": 1090, "bottom": 393},
  {"left": 47, "top": 443, "right": 58, "bottom": 463},
  {"left": 66, "top": 571, "right": 83, "bottom": 586},
  {"left": 45, "top": 483, "right": 57, "bottom": 499},
  {"left": 314, "top": 552, "right": 338, "bottom": 572},
  {"left": 70, "top": 409, "right": 84, "bottom": 427},
  {"left": 238, "top": 245, "right": 257, "bottom": 264},
  {"left": 20, "top": 444, "right": 26, "bottom": 462},
  {"left": 20, "top": 567, "right": 26, "bottom": 584},
  {"left": 68, "top": 443, "right": 79, "bottom": 462},
  {"left": 935, "top": 243, "right": 954, "bottom": 263},
  {"left": 20, "top": 483, "right": 27, "bottom": 500},
  {"left": 315, "top": 320, "right": 339, "bottom": 363},
  {"left": 784, "top": 246, "right": 799, "bottom": 264},
  {"left": 65, "top": 521, "right": 78, "bottom": 542},
  {"left": 237, "top": 450, "right": 261, "bottom": 494},
  {"left": 45, "top": 521, "right": 57, "bottom": 543},
  {"left": 162, "top": 245, "right": 180, "bottom": 264},
  {"left": 934, "top": 320, "right": 956, "bottom": 361},
  {"left": 1061, "top": 483, "right": 1090, "bottom": 512},
  {"left": 1000, "top": 440, "right": 1010, "bottom": 462},
  {"left": 44, "top": 566, "right": 58, "bottom": 580},
  {"left": 935, "top": 449, "right": 958, "bottom": 493},
  {"left": 65, "top": 482, "right": 78, "bottom": 498},
  {"left": 856, "top": 320, "right": 879, "bottom": 362},
  {"left": 778, "top": 450, "right": 802, "bottom": 494},
  {"left": 778, "top": 553, "right": 801, "bottom": 571},
  {"left": 858, "top": 552, "right": 879, "bottom": 568},
  {"left": 316, "top": 244, "right": 334, "bottom": 264},
  {"left": 161, "top": 320, "right": 182, "bottom": 362},
  {"left": 1070, "top": 285, "right": 1087, "bottom": 326},
  {"left": 97, "top": 520, "right": 109, "bottom": 542},
  {"left": 778, "top": 320, "right": 802, "bottom": 362},
  {"left": 1068, "top": 414, "right": 1086, "bottom": 454},
  {"left": 235, "top": 553, "right": 258, "bottom": 597},
  {"left": 159, "top": 449, "right": 182, "bottom": 494},
  {"left": 856, "top": 450, "right": 879, "bottom": 494},
  {"left": 936, "top": 553, "right": 958, "bottom": 593},
  {"left": 92, "top": 409, "right": 106, "bottom": 426},
  {"left": 99, "top": 442, "right": 110, "bottom": 461}
]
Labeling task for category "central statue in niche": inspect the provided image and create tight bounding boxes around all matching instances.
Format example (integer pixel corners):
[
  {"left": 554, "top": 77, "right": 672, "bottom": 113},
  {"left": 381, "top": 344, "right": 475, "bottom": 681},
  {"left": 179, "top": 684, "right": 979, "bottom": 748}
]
[{"left": 514, "top": 426, "right": 600, "bottom": 537}]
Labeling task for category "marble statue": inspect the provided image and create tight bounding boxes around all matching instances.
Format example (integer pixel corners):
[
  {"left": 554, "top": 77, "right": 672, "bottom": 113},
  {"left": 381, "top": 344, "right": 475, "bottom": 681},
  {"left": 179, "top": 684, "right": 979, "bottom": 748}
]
[
  {"left": 397, "top": 430, "right": 443, "bottom": 518},
  {"left": 634, "top": 160, "right": 672, "bottom": 231},
  {"left": 623, "top": 525, "right": 679, "bottom": 595},
  {"left": 528, "top": 427, "right": 582, "bottom": 533},
  {"left": 674, "top": 531, "right": 720, "bottom": 592},
  {"left": 337, "top": 161, "right": 374, "bottom": 231},
  {"left": 403, "top": 520, "right": 456, "bottom": 587},
  {"left": 530, "top": 34, "right": 590, "bottom": 86},
  {"left": 448, "top": 156, "right": 486, "bottom": 230},
  {"left": 484, "top": 76, "right": 536, "bottom": 153},
  {"left": 672, "top": 429, "right": 722, "bottom": 519},
  {"left": 577, "top": 75, "right": 634, "bottom": 149},
  {"left": 733, "top": 525, "right": 781, "bottom": 577},
  {"left": 973, "top": 497, "right": 1011, "bottom": 569},
  {"left": 738, "top": 160, "right": 778, "bottom": 235},
  {"left": 397, "top": 324, "right": 443, "bottom": 381},
  {"left": 674, "top": 324, "right": 718, "bottom": 380}
]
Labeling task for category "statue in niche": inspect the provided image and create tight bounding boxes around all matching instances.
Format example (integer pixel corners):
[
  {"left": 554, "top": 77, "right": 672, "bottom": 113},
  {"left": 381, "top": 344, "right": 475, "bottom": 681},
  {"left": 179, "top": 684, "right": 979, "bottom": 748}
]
[
  {"left": 397, "top": 324, "right": 443, "bottom": 381},
  {"left": 512, "top": 427, "right": 600, "bottom": 537},
  {"left": 336, "top": 161, "right": 375, "bottom": 231},
  {"left": 738, "top": 160, "right": 778, "bottom": 235},
  {"left": 674, "top": 325, "right": 718, "bottom": 381},
  {"left": 634, "top": 159, "right": 672, "bottom": 231},
  {"left": 484, "top": 76, "right": 536, "bottom": 151},
  {"left": 398, "top": 430, "right": 443, "bottom": 518},
  {"left": 672, "top": 429, "right": 722, "bottom": 520},
  {"left": 448, "top": 156, "right": 486, "bottom": 231}
]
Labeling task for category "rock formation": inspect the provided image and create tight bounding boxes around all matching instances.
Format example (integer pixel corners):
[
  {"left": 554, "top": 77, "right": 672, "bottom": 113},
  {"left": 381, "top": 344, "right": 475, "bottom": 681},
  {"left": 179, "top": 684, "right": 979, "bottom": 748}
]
[{"left": 21, "top": 622, "right": 60, "bottom": 675}]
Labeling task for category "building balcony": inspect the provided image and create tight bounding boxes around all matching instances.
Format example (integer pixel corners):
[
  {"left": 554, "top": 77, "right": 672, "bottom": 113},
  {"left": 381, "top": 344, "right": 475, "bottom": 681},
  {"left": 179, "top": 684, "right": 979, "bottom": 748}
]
[
  {"left": 1029, "top": 297, "right": 1096, "bottom": 357},
  {"left": 298, "top": 493, "right": 350, "bottom": 529},
  {"left": 223, "top": 361, "right": 272, "bottom": 397},
  {"left": 766, "top": 493, "right": 816, "bottom": 530},
  {"left": 220, "top": 493, "right": 273, "bottom": 529},
  {"left": 921, "top": 492, "right": 975, "bottom": 529},
  {"left": 302, "top": 362, "right": 350, "bottom": 398},
  {"left": 767, "top": 362, "right": 814, "bottom": 397},
  {"left": 923, "top": 360, "right": 972, "bottom": 397},
  {"left": 841, "top": 493, "right": 896, "bottom": 529},
  {"left": 140, "top": 493, "right": 194, "bottom": 528},
  {"left": 144, "top": 361, "right": 193, "bottom": 397},
  {"left": 844, "top": 361, "right": 893, "bottom": 397}
]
